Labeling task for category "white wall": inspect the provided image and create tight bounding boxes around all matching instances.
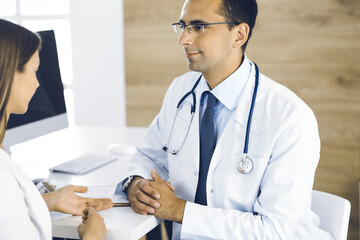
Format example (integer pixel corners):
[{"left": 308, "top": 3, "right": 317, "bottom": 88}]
[{"left": 69, "top": 0, "right": 126, "bottom": 126}]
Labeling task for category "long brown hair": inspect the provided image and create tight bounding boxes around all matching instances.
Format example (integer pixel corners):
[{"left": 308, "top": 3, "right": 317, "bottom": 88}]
[{"left": 0, "top": 19, "right": 41, "bottom": 143}]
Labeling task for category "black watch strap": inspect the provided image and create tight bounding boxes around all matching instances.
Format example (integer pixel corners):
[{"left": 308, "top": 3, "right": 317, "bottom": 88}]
[{"left": 122, "top": 175, "right": 142, "bottom": 192}]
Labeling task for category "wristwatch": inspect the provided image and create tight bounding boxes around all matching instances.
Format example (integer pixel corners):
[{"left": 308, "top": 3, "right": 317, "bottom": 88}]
[{"left": 122, "top": 175, "right": 141, "bottom": 192}]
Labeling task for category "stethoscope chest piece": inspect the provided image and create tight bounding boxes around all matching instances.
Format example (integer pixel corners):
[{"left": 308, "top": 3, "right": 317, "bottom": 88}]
[{"left": 237, "top": 155, "right": 253, "bottom": 174}]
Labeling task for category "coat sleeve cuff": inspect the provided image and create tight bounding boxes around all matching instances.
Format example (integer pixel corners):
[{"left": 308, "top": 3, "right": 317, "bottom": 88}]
[{"left": 180, "top": 201, "right": 208, "bottom": 239}]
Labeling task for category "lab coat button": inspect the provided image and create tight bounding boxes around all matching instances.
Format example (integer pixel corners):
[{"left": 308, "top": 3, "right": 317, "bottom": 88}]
[
  {"left": 193, "top": 171, "right": 197, "bottom": 176},
  {"left": 210, "top": 189, "right": 214, "bottom": 193}
]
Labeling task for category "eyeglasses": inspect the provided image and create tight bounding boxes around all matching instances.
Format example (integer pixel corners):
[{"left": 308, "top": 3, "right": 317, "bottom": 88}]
[{"left": 172, "top": 21, "right": 236, "bottom": 35}]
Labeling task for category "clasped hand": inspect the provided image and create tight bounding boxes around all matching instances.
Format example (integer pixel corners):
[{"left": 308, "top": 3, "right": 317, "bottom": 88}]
[{"left": 127, "top": 169, "right": 185, "bottom": 223}]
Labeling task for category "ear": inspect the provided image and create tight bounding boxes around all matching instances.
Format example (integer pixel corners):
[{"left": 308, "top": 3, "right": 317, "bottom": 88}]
[{"left": 233, "top": 23, "right": 250, "bottom": 49}]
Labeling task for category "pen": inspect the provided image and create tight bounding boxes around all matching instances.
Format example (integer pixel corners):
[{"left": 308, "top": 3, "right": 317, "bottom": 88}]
[
  {"left": 113, "top": 203, "right": 130, "bottom": 207},
  {"left": 42, "top": 181, "right": 55, "bottom": 192}
]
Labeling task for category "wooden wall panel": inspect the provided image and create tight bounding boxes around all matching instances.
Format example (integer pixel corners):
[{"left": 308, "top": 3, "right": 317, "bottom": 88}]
[
  {"left": 124, "top": 0, "right": 187, "bottom": 125},
  {"left": 124, "top": 0, "right": 360, "bottom": 239}
]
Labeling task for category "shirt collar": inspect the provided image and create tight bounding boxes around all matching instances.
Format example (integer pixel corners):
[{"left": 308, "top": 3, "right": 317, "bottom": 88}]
[{"left": 199, "top": 55, "right": 252, "bottom": 110}]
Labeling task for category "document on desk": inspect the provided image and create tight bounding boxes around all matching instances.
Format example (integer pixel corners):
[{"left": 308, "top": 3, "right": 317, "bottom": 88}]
[{"left": 76, "top": 186, "right": 129, "bottom": 206}]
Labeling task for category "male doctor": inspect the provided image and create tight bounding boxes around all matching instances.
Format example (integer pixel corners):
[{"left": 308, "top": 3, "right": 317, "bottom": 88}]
[{"left": 117, "top": 0, "right": 333, "bottom": 239}]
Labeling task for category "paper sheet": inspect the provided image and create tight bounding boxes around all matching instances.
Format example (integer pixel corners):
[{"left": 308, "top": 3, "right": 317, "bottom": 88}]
[{"left": 76, "top": 186, "right": 128, "bottom": 203}]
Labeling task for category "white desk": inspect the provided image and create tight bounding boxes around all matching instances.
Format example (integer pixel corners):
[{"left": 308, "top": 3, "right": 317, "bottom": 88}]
[{"left": 10, "top": 126, "right": 161, "bottom": 240}]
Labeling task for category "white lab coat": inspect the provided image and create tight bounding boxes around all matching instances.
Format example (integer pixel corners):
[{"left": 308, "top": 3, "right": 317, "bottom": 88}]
[
  {"left": 125, "top": 63, "right": 333, "bottom": 239},
  {"left": 0, "top": 148, "right": 51, "bottom": 240}
]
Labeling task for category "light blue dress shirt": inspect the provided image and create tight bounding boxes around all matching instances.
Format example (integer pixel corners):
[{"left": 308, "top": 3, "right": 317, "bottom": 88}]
[{"left": 199, "top": 55, "right": 252, "bottom": 142}]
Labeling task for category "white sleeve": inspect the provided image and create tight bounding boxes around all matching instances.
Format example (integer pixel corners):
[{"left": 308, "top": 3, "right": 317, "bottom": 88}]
[
  {"left": 0, "top": 171, "right": 41, "bottom": 240},
  {"left": 180, "top": 108, "right": 331, "bottom": 239}
]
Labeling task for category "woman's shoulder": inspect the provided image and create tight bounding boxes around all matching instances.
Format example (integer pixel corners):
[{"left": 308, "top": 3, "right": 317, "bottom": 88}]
[
  {"left": 0, "top": 149, "right": 39, "bottom": 213},
  {"left": 0, "top": 152, "right": 21, "bottom": 190},
  {"left": 0, "top": 149, "right": 14, "bottom": 173},
  {"left": 0, "top": 161, "right": 24, "bottom": 203},
  {"left": 0, "top": 149, "right": 29, "bottom": 194}
]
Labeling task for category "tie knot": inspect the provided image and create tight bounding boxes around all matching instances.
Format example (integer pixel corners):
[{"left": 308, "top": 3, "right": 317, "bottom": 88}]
[{"left": 206, "top": 92, "right": 218, "bottom": 108}]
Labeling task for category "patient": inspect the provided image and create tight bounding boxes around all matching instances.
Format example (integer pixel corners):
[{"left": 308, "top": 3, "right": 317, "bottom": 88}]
[{"left": 0, "top": 19, "right": 111, "bottom": 240}]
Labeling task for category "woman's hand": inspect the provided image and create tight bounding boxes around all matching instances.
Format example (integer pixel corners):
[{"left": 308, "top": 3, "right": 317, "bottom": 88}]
[
  {"left": 78, "top": 207, "right": 106, "bottom": 240},
  {"left": 42, "top": 185, "right": 113, "bottom": 215}
]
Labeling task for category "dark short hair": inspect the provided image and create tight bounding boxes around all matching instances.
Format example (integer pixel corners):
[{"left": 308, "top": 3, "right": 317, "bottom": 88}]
[{"left": 217, "top": 0, "right": 258, "bottom": 51}]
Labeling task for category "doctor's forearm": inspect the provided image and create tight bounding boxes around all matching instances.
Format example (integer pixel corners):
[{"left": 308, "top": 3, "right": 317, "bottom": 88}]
[
  {"left": 173, "top": 199, "right": 186, "bottom": 224},
  {"left": 154, "top": 198, "right": 186, "bottom": 223}
]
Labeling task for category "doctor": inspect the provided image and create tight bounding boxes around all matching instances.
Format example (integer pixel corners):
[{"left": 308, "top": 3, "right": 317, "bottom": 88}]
[{"left": 118, "top": 0, "right": 333, "bottom": 239}]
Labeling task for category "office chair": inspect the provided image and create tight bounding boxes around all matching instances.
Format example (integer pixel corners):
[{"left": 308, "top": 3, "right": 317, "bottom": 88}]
[{"left": 311, "top": 190, "right": 351, "bottom": 240}]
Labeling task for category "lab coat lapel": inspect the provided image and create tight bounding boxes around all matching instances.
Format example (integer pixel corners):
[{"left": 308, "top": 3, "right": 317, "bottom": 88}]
[
  {"left": 209, "top": 64, "right": 265, "bottom": 173},
  {"left": 208, "top": 114, "right": 237, "bottom": 174}
]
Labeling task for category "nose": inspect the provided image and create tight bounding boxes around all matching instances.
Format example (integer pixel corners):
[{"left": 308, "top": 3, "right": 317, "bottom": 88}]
[{"left": 178, "top": 26, "right": 193, "bottom": 46}]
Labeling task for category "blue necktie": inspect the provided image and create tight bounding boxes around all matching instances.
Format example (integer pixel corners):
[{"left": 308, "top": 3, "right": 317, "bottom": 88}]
[{"left": 195, "top": 92, "right": 218, "bottom": 205}]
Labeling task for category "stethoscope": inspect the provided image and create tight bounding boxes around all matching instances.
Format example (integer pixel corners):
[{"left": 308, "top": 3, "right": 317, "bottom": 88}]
[{"left": 163, "top": 62, "right": 260, "bottom": 174}]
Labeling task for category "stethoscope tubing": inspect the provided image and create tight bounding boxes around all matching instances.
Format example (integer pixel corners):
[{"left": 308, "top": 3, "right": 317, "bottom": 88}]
[
  {"left": 243, "top": 63, "right": 259, "bottom": 155},
  {"left": 176, "top": 75, "right": 202, "bottom": 113},
  {"left": 165, "top": 62, "right": 260, "bottom": 167}
]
